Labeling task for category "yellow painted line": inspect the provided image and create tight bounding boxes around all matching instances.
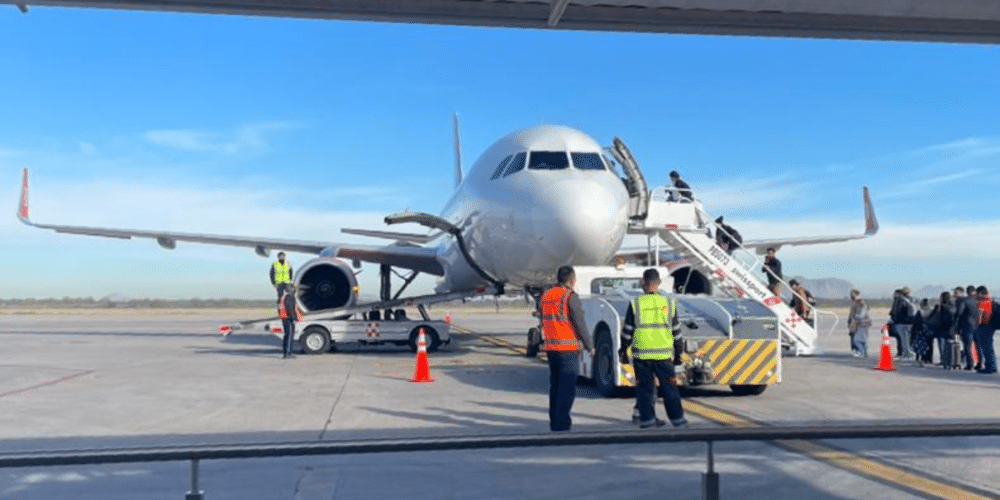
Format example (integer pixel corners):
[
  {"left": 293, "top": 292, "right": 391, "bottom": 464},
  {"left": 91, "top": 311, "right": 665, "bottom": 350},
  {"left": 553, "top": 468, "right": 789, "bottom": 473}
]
[
  {"left": 733, "top": 343, "right": 774, "bottom": 385},
  {"left": 685, "top": 401, "right": 993, "bottom": 500}
]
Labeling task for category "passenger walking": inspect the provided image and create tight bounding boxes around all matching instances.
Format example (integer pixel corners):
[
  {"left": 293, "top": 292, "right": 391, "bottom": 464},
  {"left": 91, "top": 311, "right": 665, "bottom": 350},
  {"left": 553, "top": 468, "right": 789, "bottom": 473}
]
[
  {"left": 762, "top": 247, "right": 783, "bottom": 297},
  {"left": 619, "top": 268, "right": 688, "bottom": 429},
  {"left": 974, "top": 286, "right": 996, "bottom": 374},
  {"left": 714, "top": 216, "right": 742, "bottom": 256},
  {"left": 913, "top": 298, "right": 934, "bottom": 366},
  {"left": 270, "top": 252, "right": 293, "bottom": 300},
  {"left": 278, "top": 283, "right": 302, "bottom": 359},
  {"left": 541, "top": 266, "right": 594, "bottom": 432},
  {"left": 668, "top": 170, "right": 693, "bottom": 202},
  {"left": 848, "top": 290, "right": 870, "bottom": 357},
  {"left": 889, "top": 287, "right": 916, "bottom": 359},
  {"left": 788, "top": 280, "right": 815, "bottom": 327}
]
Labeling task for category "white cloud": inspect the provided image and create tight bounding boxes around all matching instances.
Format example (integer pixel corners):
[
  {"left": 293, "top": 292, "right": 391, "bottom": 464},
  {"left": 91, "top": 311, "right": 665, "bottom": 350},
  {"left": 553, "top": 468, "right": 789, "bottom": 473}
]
[
  {"left": 695, "top": 173, "right": 814, "bottom": 214},
  {"left": 143, "top": 122, "right": 300, "bottom": 155}
]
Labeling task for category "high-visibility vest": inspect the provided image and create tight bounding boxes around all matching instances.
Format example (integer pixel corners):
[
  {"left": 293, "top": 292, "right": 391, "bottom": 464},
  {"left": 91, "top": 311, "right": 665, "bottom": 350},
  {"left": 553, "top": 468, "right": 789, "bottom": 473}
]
[
  {"left": 278, "top": 294, "right": 300, "bottom": 321},
  {"left": 272, "top": 261, "right": 292, "bottom": 284},
  {"left": 630, "top": 293, "right": 675, "bottom": 360},
  {"left": 541, "top": 286, "right": 580, "bottom": 352}
]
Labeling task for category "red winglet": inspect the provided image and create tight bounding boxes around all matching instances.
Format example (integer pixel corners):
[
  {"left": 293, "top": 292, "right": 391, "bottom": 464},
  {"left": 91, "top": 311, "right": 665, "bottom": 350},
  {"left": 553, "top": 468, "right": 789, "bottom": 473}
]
[{"left": 18, "top": 168, "right": 29, "bottom": 222}]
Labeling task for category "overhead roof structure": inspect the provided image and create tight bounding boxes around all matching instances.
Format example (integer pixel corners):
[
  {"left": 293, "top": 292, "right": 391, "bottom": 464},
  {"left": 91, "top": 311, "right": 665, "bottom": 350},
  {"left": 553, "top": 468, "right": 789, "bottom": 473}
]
[{"left": 6, "top": 0, "right": 1000, "bottom": 43}]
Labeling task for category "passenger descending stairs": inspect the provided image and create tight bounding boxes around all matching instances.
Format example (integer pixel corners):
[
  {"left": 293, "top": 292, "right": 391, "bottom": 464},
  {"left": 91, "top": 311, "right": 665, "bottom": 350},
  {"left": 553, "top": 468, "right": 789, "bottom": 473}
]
[{"left": 634, "top": 193, "right": 822, "bottom": 355}]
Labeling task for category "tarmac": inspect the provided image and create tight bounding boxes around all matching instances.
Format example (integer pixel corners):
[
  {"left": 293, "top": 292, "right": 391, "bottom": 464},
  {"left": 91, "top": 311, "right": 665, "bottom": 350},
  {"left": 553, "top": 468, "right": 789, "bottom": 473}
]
[{"left": 1, "top": 308, "right": 999, "bottom": 499}]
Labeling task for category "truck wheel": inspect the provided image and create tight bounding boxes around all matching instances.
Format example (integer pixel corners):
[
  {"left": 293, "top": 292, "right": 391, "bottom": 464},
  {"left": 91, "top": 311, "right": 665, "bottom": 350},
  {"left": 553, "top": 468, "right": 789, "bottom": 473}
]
[
  {"left": 595, "top": 330, "right": 622, "bottom": 397},
  {"left": 525, "top": 327, "right": 541, "bottom": 358},
  {"left": 300, "top": 326, "right": 330, "bottom": 355},
  {"left": 730, "top": 384, "right": 767, "bottom": 396},
  {"left": 409, "top": 326, "right": 440, "bottom": 353}
]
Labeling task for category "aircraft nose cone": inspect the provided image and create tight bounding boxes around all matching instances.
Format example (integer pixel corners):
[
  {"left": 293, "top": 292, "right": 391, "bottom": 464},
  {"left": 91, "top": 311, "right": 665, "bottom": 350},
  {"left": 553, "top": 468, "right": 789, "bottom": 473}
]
[{"left": 542, "top": 178, "right": 628, "bottom": 264}]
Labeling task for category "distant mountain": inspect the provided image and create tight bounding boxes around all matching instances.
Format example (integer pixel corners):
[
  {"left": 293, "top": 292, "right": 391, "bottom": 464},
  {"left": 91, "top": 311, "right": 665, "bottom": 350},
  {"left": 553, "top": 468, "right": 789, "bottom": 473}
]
[
  {"left": 100, "top": 293, "right": 131, "bottom": 303},
  {"left": 791, "top": 277, "right": 856, "bottom": 300}
]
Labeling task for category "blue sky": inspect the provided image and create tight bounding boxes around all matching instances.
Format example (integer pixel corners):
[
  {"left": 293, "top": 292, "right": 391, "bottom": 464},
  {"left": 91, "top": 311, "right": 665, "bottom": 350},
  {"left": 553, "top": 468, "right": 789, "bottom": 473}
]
[{"left": 2, "top": 8, "right": 1000, "bottom": 299}]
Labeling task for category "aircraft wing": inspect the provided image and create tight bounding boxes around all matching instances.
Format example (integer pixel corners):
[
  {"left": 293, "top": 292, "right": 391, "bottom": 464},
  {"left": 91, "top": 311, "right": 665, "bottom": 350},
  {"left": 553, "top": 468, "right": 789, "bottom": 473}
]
[
  {"left": 15, "top": 168, "right": 444, "bottom": 275},
  {"left": 741, "top": 186, "right": 879, "bottom": 255}
]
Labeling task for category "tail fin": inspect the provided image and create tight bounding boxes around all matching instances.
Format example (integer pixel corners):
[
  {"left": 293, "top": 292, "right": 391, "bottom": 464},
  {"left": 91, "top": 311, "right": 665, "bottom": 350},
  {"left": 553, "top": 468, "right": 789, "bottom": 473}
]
[
  {"left": 17, "top": 167, "right": 30, "bottom": 224},
  {"left": 453, "top": 113, "right": 463, "bottom": 189},
  {"left": 862, "top": 186, "right": 879, "bottom": 236}
]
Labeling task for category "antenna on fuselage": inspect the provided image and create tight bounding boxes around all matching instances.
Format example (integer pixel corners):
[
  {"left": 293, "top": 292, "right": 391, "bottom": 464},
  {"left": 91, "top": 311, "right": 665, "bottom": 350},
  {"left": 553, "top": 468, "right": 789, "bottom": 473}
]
[{"left": 452, "top": 113, "right": 463, "bottom": 189}]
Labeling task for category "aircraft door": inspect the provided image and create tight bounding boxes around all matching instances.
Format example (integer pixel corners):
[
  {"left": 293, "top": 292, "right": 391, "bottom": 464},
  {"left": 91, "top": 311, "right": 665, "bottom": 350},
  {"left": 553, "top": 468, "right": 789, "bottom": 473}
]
[{"left": 609, "top": 137, "right": 649, "bottom": 221}]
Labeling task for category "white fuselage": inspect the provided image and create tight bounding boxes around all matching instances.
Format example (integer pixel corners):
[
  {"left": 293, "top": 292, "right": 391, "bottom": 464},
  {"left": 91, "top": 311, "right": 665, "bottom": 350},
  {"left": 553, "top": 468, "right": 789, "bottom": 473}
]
[{"left": 432, "top": 125, "right": 630, "bottom": 292}]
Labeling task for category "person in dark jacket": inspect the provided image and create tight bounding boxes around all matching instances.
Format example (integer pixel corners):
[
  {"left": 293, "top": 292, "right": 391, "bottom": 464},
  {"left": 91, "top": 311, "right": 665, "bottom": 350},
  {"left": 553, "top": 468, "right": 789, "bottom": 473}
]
[
  {"left": 974, "top": 286, "right": 996, "bottom": 374},
  {"left": 955, "top": 285, "right": 981, "bottom": 370},
  {"left": 278, "top": 283, "right": 302, "bottom": 359},
  {"left": 932, "top": 292, "right": 956, "bottom": 368},
  {"left": 762, "top": 247, "right": 783, "bottom": 297},
  {"left": 669, "top": 170, "right": 693, "bottom": 202},
  {"left": 889, "top": 287, "right": 916, "bottom": 359},
  {"left": 714, "top": 216, "right": 742, "bottom": 256}
]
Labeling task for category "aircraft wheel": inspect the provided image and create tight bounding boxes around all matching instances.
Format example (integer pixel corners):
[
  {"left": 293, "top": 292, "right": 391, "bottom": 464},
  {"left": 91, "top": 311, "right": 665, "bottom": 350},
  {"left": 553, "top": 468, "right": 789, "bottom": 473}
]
[
  {"left": 300, "top": 326, "right": 330, "bottom": 355},
  {"left": 409, "top": 326, "right": 440, "bottom": 353},
  {"left": 730, "top": 384, "right": 767, "bottom": 396},
  {"left": 595, "top": 329, "right": 623, "bottom": 397},
  {"left": 526, "top": 327, "right": 541, "bottom": 358}
]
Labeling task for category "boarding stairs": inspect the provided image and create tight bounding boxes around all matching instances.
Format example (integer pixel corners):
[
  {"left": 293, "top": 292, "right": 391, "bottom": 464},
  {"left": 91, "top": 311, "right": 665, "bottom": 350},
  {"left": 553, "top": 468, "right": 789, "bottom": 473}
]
[{"left": 631, "top": 189, "right": 823, "bottom": 355}]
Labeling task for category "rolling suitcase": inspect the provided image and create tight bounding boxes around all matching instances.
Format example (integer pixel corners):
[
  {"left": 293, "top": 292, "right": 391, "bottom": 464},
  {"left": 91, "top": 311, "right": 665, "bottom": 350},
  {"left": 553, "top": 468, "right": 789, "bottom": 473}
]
[{"left": 944, "top": 336, "right": 962, "bottom": 370}]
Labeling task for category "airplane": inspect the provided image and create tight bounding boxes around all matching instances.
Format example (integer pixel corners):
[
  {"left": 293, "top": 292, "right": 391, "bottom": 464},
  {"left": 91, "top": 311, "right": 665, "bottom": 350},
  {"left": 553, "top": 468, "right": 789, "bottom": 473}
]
[{"left": 15, "top": 119, "right": 878, "bottom": 312}]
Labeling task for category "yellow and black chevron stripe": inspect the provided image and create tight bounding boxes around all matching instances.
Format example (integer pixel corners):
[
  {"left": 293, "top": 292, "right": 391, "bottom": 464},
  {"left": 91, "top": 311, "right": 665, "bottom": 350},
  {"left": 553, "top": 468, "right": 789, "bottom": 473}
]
[{"left": 693, "top": 339, "right": 781, "bottom": 385}]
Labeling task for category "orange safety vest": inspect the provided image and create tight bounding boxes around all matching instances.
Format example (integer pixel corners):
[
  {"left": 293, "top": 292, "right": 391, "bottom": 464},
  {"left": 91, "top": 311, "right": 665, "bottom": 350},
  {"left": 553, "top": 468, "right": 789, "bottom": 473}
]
[
  {"left": 278, "top": 294, "right": 301, "bottom": 321},
  {"left": 541, "top": 286, "right": 580, "bottom": 352}
]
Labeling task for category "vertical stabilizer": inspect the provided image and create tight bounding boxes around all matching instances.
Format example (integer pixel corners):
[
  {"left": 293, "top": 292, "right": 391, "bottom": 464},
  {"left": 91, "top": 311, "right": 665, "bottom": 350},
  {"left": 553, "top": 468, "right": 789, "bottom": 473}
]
[{"left": 453, "top": 113, "right": 463, "bottom": 189}]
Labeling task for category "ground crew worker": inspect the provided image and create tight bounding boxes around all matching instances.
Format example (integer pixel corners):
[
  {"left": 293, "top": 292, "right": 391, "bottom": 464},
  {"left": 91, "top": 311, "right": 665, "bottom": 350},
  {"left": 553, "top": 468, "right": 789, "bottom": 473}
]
[
  {"left": 618, "top": 268, "right": 688, "bottom": 429},
  {"left": 278, "top": 283, "right": 302, "bottom": 359},
  {"left": 270, "top": 252, "right": 293, "bottom": 300},
  {"left": 541, "top": 266, "right": 594, "bottom": 432}
]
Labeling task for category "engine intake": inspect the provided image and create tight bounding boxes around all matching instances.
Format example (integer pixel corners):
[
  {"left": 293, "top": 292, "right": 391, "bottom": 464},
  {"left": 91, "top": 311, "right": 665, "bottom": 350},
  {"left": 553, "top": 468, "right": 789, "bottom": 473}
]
[{"left": 294, "top": 257, "right": 359, "bottom": 312}]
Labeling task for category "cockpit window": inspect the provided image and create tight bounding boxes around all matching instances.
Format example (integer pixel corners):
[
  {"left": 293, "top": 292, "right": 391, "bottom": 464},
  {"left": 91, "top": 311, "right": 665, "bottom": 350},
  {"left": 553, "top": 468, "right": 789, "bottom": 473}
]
[
  {"left": 503, "top": 152, "right": 527, "bottom": 177},
  {"left": 571, "top": 152, "right": 605, "bottom": 171},
  {"left": 528, "top": 151, "right": 569, "bottom": 170},
  {"left": 490, "top": 155, "right": 512, "bottom": 180}
]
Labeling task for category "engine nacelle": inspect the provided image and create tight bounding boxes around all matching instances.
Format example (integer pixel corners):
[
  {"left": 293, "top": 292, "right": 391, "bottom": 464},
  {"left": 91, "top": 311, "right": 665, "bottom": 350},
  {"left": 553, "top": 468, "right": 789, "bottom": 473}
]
[{"left": 293, "top": 257, "right": 359, "bottom": 312}]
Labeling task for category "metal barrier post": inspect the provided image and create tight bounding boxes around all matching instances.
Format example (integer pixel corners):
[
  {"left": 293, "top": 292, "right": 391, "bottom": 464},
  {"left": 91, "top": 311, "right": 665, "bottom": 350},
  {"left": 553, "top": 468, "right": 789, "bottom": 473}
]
[
  {"left": 702, "top": 441, "right": 719, "bottom": 500},
  {"left": 186, "top": 458, "right": 204, "bottom": 500}
]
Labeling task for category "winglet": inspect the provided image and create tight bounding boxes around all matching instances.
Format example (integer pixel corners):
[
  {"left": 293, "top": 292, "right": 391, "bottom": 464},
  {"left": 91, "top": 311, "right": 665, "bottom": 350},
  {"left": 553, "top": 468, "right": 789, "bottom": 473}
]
[
  {"left": 17, "top": 167, "right": 31, "bottom": 225},
  {"left": 862, "top": 186, "right": 879, "bottom": 236}
]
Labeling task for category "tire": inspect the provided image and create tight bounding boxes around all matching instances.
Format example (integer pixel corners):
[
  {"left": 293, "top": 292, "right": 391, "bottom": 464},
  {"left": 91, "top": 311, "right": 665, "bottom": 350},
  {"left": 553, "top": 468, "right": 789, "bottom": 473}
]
[
  {"left": 594, "top": 329, "right": 622, "bottom": 397},
  {"left": 300, "top": 326, "right": 330, "bottom": 355},
  {"left": 730, "top": 384, "right": 767, "bottom": 396},
  {"left": 525, "top": 327, "right": 541, "bottom": 358},
  {"left": 409, "top": 326, "right": 440, "bottom": 353}
]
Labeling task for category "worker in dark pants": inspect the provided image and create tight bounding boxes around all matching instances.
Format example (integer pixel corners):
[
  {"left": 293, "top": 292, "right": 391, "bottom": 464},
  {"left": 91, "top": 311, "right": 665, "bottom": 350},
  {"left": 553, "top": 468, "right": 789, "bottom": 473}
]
[
  {"left": 619, "top": 268, "right": 688, "bottom": 429},
  {"left": 540, "top": 266, "right": 594, "bottom": 432},
  {"left": 278, "top": 283, "right": 302, "bottom": 359}
]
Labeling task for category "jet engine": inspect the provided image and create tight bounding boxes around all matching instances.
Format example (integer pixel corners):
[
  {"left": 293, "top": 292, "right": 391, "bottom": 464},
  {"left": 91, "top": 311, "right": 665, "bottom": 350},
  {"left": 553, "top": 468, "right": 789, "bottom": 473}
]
[{"left": 293, "top": 257, "right": 359, "bottom": 312}]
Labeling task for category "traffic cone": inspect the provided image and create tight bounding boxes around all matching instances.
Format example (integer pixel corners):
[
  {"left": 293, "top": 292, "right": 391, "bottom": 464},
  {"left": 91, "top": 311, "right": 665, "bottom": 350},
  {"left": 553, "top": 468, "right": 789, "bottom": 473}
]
[
  {"left": 409, "top": 328, "right": 435, "bottom": 383},
  {"left": 445, "top": 312, "right": 452, "bottom": 324},
  {"left": 874, "top": 325, "right": 897, "bottom": 371}
]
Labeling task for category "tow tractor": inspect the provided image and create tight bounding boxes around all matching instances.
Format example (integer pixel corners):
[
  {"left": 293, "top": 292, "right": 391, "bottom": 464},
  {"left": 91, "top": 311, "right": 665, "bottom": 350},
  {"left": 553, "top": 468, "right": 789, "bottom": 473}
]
[{"left": 526, "top": 266, "right": 782, "bottom": 397}]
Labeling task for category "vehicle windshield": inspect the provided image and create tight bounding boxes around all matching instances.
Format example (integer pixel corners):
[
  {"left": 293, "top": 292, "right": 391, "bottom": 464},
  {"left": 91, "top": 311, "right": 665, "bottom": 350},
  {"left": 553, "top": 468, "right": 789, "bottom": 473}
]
[
  {"left": 571, "top": 152, "right": 606, "bottom": 171},
  {"left": 590, "top": 277, "right": 643, "bottom": 295},
  {"left": 528, "top": 151, "right": 569, "bottom": 170}
]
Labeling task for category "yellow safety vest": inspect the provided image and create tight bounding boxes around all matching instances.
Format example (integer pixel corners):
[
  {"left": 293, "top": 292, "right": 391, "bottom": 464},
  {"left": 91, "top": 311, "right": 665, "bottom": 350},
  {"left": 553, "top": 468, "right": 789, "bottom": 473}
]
[
  {"left": 630, "top": 293, "right": 675, "bottom": 360},
  {"left": 272, "top": 261, "right": 292, "bottom": 284}
]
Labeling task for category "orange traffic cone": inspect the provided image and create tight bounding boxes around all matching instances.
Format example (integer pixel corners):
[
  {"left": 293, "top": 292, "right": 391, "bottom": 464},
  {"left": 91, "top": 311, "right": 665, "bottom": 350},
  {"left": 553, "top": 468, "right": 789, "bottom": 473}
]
[
  {"left": 445, "top": 312, "right": 452, "bottom": 324},
  {"left": 409, "top": 328, "right": 435, "bottom": 383},
  {"left": 874, "top": 325, "right": 897, "bottom": 371}
]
